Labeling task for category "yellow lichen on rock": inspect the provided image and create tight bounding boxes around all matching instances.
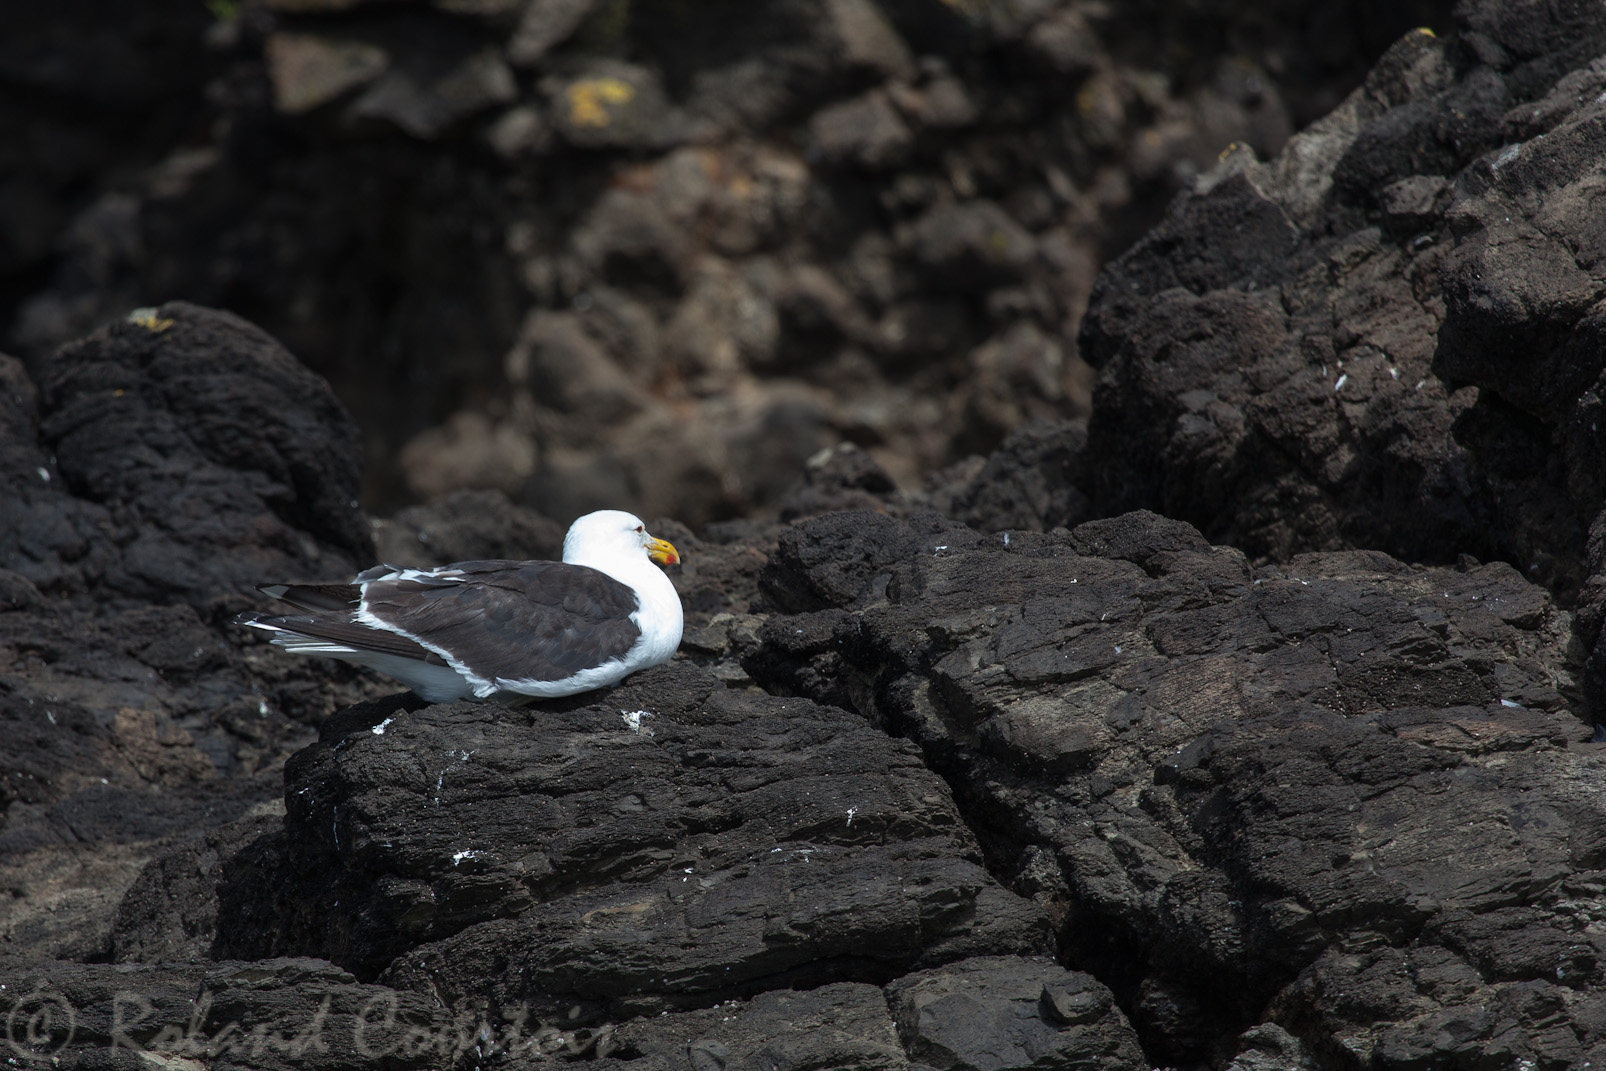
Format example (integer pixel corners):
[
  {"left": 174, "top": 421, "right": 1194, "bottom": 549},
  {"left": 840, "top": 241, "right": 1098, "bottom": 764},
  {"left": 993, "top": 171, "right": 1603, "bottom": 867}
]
[
  {"left": 566, "top": 78, "right": 635, "bottom": 128},
  {"left": 127, "top": 308, "right": 175, "bottom": 333}
]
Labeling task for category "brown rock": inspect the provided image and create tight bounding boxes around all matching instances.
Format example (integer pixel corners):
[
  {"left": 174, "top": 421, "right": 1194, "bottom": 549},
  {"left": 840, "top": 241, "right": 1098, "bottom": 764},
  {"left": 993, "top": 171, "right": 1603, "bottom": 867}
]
[
  {"left": 264, "top": 33, "right": 388, "bottom": 115},
  {"left": 397, "top": 409, "right": 536, "bottom": 499},
  {"left": 809, "top": 89, "right": 914, "bottom": 170},
  {"left": 823, "top": 0, "right": 914, "bottom": 81},
  {"left": 349, "top": 48, "right": 517, "bottom": 139},
  {"left": 506, "top": 0, "right": 601, "bottom": 67},
  {"left": 505, "top": 309, "right": 646, "bottom": 432}
]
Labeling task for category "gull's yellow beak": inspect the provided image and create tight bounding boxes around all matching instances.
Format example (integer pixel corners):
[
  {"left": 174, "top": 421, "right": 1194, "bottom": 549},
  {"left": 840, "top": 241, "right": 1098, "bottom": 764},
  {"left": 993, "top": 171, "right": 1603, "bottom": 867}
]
[{"left": 647, "top": 536, "right": 680, "bottom": 567}]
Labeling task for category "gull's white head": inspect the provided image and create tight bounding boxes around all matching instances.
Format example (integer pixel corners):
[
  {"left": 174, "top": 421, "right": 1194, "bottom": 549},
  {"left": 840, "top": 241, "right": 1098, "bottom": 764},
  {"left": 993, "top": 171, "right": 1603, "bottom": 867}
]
[{"left": 563, "top": 510, "right": 680, "bottom": 568}]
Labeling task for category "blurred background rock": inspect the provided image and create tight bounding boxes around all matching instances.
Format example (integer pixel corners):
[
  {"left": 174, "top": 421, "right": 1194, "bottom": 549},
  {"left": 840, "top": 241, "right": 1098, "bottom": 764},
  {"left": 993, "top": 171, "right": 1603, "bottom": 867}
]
[{"left": 1, "top": 0, "right": 1454, "bottom": 528}]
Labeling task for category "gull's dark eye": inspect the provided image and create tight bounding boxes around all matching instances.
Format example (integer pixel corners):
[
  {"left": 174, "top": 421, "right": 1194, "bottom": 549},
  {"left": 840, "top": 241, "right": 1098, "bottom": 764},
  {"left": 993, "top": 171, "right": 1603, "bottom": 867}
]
[{"left": 635, "top": 525, "right": 643, "bottom": 533}]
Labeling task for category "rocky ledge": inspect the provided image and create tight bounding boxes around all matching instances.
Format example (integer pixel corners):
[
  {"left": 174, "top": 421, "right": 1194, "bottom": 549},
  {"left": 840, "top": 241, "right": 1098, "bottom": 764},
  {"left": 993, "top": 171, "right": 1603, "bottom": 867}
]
[
  {"left": 2, "top": 305, "right": 1146, "bottom": 1069},
  {"left": 9, "top": 2, "right": 1606, "bottom": 1068},
  {"left": 750, "top": 508, "right": 1601, "bottom": 1066}
]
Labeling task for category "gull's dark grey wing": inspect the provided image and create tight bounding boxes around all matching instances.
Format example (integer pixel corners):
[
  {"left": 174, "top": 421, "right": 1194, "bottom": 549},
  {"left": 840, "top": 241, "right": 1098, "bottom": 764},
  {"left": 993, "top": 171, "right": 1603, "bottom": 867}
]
[
  {"left": 257, "top": 582, "right": 361, "bottom": 613},
  {"left": 358, "top": 560, "right": 643, "bottom": 685},
  {"left": 235, "top": 610, "right": 452, "bottom": 666}
]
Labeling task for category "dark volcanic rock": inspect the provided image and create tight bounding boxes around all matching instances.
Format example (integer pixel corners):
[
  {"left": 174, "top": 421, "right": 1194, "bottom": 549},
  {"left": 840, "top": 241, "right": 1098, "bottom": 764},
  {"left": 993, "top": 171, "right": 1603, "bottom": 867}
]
[
  {"left": 5, "top": 0, "right": 1456, "bottom": 522},
  {"left": 777, "top": 441, "right": 901, "bottom": 522},
  {"left": 886, "top": 955, "right": 1146, "bottom": 1070},
  {"left": 593, "top": 982, "right": 909, "bottom": 1070},
  {"left": 108, "top": 808, "right": 287, "bottom": 965},
  {"left": 761, "top": 509, "right": 964, "bottom": 613},
  {"left": 26, "top": 4, "right": 1606, "bottom": 1065},
  {"left": 1077, "top": 5, "right": 1606, "bottom": 622},
  {"left": 930, "top": 420, "right": 1092, "bottom": 535},
  {"left": 5, "top": 301, "right": 371, "bottom": 602},
  {"left": 371, "top": 487, "right": 565, "bottom": 568},
  {"left": 0, "top": 303, "right": 389, "bottom": 962},
  {"left": 204, "top": 663, "right": 1054, "bottom": 1025},
  {"left": 906, "top": 200, "right": 1036, "bottom": 293},
  {"left": 747, "top": 509, "right": 1601, "bottom": 1065},
  {"left": 0, "top": 957, "right": 447, "bottom": 1071}
]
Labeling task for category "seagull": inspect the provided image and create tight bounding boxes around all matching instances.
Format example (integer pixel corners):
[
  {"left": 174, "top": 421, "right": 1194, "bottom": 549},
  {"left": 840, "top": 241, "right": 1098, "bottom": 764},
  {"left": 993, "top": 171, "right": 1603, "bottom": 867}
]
[{"left": 237, "top": 510, "right": 683, "bottom": 702}]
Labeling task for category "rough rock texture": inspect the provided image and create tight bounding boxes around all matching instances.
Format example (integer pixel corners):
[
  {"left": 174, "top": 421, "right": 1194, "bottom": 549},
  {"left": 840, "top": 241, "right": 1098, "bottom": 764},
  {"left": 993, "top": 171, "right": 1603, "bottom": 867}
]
[
  {"left": 18, "top": 1, "right": 1606, "bottom": 1066},
  {"left": 370, "top": 486, "right": 565, "bottom": 568},
  {"left": 4, "top": 0, "right": 1457, "bottom": 523},
  {"left": 748, "top": 508, "right": 1605, "bottom": 1066},
  {"left": 2, "top": 301, "right": 370, "bottom": 602},
  {"left": 1077, "top": 0, "right": 1606, "bottom": 628},
  {"left": 0, "top": 303, "right": 390, "bottom": 962},
  {"left": 5, "top": 308, "right": 1130, "bottom": 1069},
  {"left": 0, "top": 957, "right": 1137, "bottom": 1071},
  {"left": 81, "top": 657, "right": 1151, "bottom": 1067},
  {"left": 931, "top": 420, "right": 1093, "bottom": 536},
  {"left": 8, "top": 297, "right": 1606, "bottom": 1067},
  {"left": 887, "top": 955, "right": 1147, "bottom": 1070},
  {"left": 205, "top": 664, "right": 1053, "bottom": 1007},
  {"left": 0, "top": 957, "right": 446, "bottom": 1071},
  {"left": 591, "top": 982, "right": 911, "bottom": 1070}
]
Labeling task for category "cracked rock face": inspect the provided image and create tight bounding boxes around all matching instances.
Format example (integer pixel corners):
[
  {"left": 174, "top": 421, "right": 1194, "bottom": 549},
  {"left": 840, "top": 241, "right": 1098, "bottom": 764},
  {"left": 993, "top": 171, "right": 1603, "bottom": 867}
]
[
  {"left": 211, "top": 664, "right": 1056, "bottom": 1013},
  {"left": 16, "top": 0, "right": 1606, "bottom": 1065},
  {"left": 4, "top": 0, "right": 1459, "bottom": 524},
  {"left": 1077, "top": 0, "right": 1606, "bottom": 617},
  {"left": 1, "top": 305, "right": 1152, "bottom": 1070},
  {"left": 748, "top": 508, "right": 1605, "bottom": 1066},
  {"left": 886, "top": 954, "right": 1148, "bottom": 1070},
  {"left": 0, "top": 303, "right": 392, "bottom": 964},
  {"left": 6, "top": 295, "right": 1605, "bottom": 1068},
  {"left": 100, "top": 665, "right": 1148, "bottom": 1070}
]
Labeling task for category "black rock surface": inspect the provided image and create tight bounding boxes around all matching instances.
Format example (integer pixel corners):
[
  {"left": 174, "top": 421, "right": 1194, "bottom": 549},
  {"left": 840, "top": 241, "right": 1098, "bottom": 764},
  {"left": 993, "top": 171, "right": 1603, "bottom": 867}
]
[
  {"left": 1077, "top": 0, "right": 1606, "bottom": 620},
  {"left": 204, "top": 663, "right": 1052, "bottom": 1008},
  {"left": 747, "top": 508, "right": 1604, "bottom": 1066},
  {"left": 0, "top": 303, "right": 390, "bottom": 963},
  {"left": 16, "top": 1, "right": 1606, "bottom": 1066},
  {"left": 4, "top": 0, "right": 1459, "bottom": 523}
]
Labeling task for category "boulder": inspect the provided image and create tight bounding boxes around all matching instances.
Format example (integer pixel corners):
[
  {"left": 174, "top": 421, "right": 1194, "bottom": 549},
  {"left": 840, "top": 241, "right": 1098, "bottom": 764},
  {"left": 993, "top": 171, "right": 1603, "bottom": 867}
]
[
  {"left": 886, "top": 955, "right": 1146, "bottom": 1070},
  {"left": 197, "top": 663, "right": 1052, "bottom": 1019},
  {"left": 1077, "top": 7, "right": 1606, "bottom": 619},
  {"left": 0, "top": 303, "right": 389, "bottom": 963},
  {"left": 8, "top": 0, "right": 1380, "bottom": 525},
  {"left": 748, "top": 508, "right": 1601, "bottom": 1064}
]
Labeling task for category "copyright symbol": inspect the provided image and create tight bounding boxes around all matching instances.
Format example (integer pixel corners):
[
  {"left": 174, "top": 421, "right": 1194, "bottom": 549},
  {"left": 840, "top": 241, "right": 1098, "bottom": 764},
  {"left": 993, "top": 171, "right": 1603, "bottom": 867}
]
[{"left": 5, "top": 988, "right": 77, "bottom": 1061}]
